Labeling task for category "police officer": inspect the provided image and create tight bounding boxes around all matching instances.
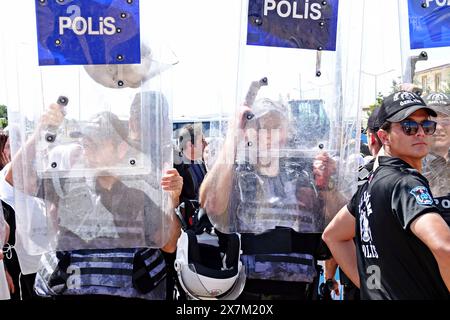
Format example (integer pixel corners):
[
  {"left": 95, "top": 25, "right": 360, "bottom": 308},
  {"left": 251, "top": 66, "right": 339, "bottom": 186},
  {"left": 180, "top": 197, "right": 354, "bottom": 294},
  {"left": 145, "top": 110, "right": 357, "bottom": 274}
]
[
  {"left": 174, "top": 123, "right": 208, "bottom": 226},
  {"left": 200, "top": 98, "right": 342, "bottom": 300},
  {"left": 422, "top": 92, "right": 450, "bottom": 198},
  {"left": 323, "top": 91, "right": 450, "bottom": 299},
  {"left": 6, "top": 106, "right": 183, "bottom": 300}
]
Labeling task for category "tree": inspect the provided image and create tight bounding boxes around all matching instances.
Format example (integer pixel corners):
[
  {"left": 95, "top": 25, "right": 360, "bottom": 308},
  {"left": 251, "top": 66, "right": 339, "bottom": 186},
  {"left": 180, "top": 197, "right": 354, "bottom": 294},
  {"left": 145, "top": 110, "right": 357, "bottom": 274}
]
[
  {"left": 0, "top": 105, "right": 7, "bottom": 129},
  {"left": 366, "top": 93, "right": 383, "bottom": 118}
]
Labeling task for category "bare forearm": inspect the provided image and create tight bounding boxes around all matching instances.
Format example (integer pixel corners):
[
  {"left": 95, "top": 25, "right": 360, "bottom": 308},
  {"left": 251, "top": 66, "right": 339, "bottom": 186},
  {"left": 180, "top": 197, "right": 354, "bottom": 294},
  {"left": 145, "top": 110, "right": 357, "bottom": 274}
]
[
  {"left": 328, "top": 240, "right": 360, "bottom": 288},
  {"left": 320, "top": 190, "right": 348, "bottom": 222},
  {"left": 161, "top": 196, "right": 181, "bottom": 253},
  {"left": 324, "top": 257, "right": 338, "bottom": 280},
  {"left": 199, "top": 140, "right": 235, "bottom": 215},
  {"left": 410, "top": 213, "right": 450, "bottom": 292},
  {"left": 6, "top": 132, "right": 39, "bottom": 190},
  {"left": 161, "top": 218, "right": 181, "bottom": 253}
]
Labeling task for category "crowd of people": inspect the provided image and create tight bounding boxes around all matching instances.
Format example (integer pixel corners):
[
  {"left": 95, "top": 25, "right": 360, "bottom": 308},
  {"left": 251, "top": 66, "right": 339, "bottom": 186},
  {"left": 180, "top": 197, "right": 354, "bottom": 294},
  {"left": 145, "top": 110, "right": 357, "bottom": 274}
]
[{"left": 0, "top": 88, "right": 449, "bottom": 301}]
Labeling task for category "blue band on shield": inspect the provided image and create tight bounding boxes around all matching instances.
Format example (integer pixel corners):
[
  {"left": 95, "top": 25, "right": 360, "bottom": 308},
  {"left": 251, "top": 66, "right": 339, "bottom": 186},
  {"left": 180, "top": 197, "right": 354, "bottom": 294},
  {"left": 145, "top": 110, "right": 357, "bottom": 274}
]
[
  {"left": 35, "top": 0, "right": 141, "bottom": 66},
  {"left": 408, "top": 0, "right": 450, "bottom": 50},
  {"left": 246, "top": 0, "right": 339, "bottom": 51}
]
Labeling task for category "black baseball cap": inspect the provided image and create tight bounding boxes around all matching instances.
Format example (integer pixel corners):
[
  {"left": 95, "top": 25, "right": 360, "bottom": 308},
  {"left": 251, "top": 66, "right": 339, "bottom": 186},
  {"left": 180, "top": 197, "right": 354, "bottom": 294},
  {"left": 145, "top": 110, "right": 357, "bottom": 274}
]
[
  {"left": 367, "top": 107, "right": 380, "bottom": 132},
  {"left": 377, "top": 91, "right": 437, "bottom": 125},
  {"left": 423, "top": 92, "right": 450, "bottom": 116}
]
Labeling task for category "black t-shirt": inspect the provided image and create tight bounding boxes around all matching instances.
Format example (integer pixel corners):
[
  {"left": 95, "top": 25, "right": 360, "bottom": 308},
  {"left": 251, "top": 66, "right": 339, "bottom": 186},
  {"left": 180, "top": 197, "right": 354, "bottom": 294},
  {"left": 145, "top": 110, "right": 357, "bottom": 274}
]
[{"left": 347, "top": 157, "right": 448, "bottom": 300}]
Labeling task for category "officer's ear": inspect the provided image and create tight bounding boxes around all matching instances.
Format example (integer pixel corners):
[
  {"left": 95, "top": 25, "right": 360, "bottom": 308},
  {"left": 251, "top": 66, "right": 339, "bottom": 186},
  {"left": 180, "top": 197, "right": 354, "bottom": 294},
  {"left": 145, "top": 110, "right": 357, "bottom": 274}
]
[
  {"left": 368, "top": 132, "right": 377, "bottom": 146},
  {"left": 377, "top": 130, "right": 390, "bottom": 146}
]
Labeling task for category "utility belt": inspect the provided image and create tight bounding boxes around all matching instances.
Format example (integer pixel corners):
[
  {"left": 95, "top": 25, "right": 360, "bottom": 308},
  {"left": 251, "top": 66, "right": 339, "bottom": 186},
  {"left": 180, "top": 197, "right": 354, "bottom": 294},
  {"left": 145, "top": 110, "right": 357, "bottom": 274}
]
[
  {"left": 239, "top": 227, "right": 327, "bottom": 284},
  {"left": 240, "top": 227, "right": 329, "bottom": 258},
  {"left": 35, "top": 248, "right": 167, "bottom": 299}
]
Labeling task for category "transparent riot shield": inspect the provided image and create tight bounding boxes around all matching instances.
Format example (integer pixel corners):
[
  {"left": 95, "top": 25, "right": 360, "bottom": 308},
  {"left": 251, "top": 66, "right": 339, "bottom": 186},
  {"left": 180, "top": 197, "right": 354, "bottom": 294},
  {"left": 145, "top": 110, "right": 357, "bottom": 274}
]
[
  {"left": 204, "top": 0, "right": 364, "bottom": 234},
  {"left": 398, "top": 0, "right": 450, "bottom": 219},
  {"left": 2, "top": 1, "right": 175, "bottom": 252}
]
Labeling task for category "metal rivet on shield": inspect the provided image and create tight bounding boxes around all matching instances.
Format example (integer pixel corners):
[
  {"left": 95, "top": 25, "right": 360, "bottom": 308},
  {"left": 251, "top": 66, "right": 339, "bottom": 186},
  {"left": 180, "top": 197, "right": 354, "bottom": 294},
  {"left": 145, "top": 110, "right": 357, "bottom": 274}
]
[
  {"left": 319, "top": 144, "right": 324, "bottom": 149},
  {"left": 317, "top": 46, "right": 323, "bottom": 51},
  {"left": 118, "top": 80, "right": 124, "bottom": 87},
  {"left": 316, "top": 71, "right": 322, "bottom": 77},
  {"left": 116, "top": 27, "right": 122, "bottom": 34},
  {"left": 38, "top": 0, "right": 46, "bottom": 5},
  {"left": 51, "top": 162, "right": 57, "bottom": 168},
  {"left": 130, "top": 159, "right": 136, "bottom": 166},
  {"left": 421, "top": 2, "right": 428, "bottom": 8},
  {"left": 319, "top": 21, "right": 325, "bottom": 27},
  {"left": 127, "top": 0, "right": 133, "bottom": 4},
  {"left": 117, "top": 54, "right": 124, "bottom": 61},
  {"left": 58, "top": 96, "right": 67, "bottom": 105},
  {"left": 254, "top": 17, "right": 263, "bottom": 26},
  {"left": 57, "top": 0, "right": 64, "bottom": 3},
  {"left": 120, "top": 13, "right": 127, "bottom": 19},
  {"left": 247, "top": 141, "right": 253, "bottom": 147},
  {"left": 55, "top": 39, "right": 62, "bottom": 46},
  {"left": 322, "top": 1, "right": 327, "bottom": 5}
]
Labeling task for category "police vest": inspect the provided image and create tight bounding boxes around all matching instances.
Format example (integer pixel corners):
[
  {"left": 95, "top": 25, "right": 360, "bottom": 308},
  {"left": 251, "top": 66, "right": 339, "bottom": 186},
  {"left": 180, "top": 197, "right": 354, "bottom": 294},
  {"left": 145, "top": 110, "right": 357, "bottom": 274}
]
[
  {"left": 232, "top": 160, "right": 322, "bottom": 284},
  {"left": 233, "top": 159, "right": 323, "bottom": 234},
  {"left": 34, "top": 248, "right": 167, "bottom": 299}
]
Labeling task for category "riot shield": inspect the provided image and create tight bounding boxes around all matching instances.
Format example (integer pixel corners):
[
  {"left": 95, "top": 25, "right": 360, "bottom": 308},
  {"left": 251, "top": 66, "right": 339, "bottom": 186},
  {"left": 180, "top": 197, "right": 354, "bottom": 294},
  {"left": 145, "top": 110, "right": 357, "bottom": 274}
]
[
  {"left": 398, "top": 0, "right": 450, "bottom": 220},
  {"left": 204, "top": 0, "right": 364, "bottom": 234},
  {"left": 2, "top": 0, "right": 175, "bottom": 252}
]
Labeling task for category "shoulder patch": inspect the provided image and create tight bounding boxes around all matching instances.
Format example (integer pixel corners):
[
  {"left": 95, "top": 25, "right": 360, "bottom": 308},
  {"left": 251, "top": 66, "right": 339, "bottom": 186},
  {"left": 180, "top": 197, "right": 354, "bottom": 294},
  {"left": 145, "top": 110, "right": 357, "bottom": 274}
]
[{"left": 409, "top": 186, "right": 433, "bottom": 206}]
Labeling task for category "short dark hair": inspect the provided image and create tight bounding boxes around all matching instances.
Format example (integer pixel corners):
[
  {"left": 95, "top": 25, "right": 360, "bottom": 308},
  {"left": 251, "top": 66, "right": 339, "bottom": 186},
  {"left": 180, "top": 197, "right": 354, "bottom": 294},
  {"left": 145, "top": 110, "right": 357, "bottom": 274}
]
[
  {"left": 178, "top": 123, "right": 203, "bottom": 151},
  {"left": 367, "top": 107, "right": 381, "bottom": 133},
  {"left": 380, "top": 121, "right": 392, "bottom": 132}
]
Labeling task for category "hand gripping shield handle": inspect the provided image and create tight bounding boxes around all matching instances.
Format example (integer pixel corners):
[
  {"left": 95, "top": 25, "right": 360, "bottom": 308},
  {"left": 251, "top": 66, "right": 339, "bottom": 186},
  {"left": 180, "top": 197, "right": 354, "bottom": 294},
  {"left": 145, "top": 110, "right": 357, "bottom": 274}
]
[{"left": 45, "top": 96, "right": 68, "bottom": 143}]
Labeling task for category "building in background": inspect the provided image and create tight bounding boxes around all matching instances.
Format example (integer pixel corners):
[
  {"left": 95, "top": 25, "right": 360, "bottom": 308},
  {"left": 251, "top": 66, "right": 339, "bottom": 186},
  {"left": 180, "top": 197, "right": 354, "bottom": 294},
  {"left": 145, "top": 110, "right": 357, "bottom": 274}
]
[{"left": 415, "top": 63, "right": 450, "bottom": 94}]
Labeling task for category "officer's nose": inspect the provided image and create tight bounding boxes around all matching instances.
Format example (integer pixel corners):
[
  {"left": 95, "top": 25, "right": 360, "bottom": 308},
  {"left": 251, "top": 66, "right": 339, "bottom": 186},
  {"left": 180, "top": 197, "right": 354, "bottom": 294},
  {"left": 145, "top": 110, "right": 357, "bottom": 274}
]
[{"left": 416, "top": 124, "right": 426, "bottom": 137}]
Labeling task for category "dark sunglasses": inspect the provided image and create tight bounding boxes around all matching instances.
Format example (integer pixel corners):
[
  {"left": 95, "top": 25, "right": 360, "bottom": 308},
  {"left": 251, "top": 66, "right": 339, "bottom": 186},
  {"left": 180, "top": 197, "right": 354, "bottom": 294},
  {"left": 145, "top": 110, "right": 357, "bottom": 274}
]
[{"left": 399, "top": 120, "right": 437, "bottom": 136}]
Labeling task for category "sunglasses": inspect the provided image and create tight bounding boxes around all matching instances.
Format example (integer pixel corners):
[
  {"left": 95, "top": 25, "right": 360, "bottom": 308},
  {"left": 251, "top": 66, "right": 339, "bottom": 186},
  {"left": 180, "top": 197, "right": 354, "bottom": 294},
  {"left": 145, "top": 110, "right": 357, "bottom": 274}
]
[{"left": 399, "top": 120, "right": 437, "bottom": 136}]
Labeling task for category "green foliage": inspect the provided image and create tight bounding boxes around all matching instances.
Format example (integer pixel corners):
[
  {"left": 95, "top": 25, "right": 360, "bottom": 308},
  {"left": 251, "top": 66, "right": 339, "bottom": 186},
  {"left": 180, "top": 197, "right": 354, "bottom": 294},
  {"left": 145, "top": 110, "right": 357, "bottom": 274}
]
[
  {"left": 0, "top": 105, "right": 7, "bottom": 129},
  {"left": 0, "top": 105, "right": 7, "bottom": 119},
  {"left": 366, "top": 93, "right": 383, "bottom": 118},
  {"left": 443, "top": 83, "right": 450, "bottom": 94}
]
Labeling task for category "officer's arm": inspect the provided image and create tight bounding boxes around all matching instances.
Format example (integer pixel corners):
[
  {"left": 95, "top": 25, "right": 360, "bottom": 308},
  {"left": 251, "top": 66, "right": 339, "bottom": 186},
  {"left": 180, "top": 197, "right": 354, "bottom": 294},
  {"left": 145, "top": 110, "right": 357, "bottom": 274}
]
[
  {"left": 199, "top": 107, "right": 251, "bottom": 215},
  {"left": 199, "top": 141, "right": 235, "bottom": 215},
  {"left": 322, "top": 205, "right": 360, "bottom": 288},
  {"left": 6, "top": 103, "right": 64, "bottom": 193},
  {"left": 320, "top": 190, "right": 348, "bottom": 222},
  {"left": 410, "top": 213, "right": 450, "bottom": 291},
  {"left": 160, "top": 169, "right": 183, "bottom": 253}
]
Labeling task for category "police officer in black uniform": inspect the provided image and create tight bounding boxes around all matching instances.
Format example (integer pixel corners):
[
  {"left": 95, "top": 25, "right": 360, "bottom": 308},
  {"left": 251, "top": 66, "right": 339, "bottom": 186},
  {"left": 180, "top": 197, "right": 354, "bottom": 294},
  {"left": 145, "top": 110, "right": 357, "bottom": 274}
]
[
  {"left": 174, "top": 123, "right": 208, "bottom": 226},
  {"left": 323, "top": 91, "right": 450, "bottom": 299}
]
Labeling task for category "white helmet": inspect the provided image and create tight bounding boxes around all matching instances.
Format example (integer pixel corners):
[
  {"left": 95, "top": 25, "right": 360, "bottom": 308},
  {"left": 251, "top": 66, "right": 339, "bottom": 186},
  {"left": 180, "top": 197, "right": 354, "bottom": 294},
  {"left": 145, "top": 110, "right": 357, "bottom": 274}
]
[{"left": 174, "top": 229, "right": 246, "bottom": 300}]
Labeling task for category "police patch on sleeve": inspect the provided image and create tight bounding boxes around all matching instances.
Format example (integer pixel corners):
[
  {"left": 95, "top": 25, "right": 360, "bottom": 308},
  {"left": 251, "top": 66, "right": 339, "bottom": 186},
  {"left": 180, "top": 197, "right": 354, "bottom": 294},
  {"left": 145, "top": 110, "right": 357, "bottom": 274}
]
[{"left": 410, "top": 186, "right": 433, "bottom": 206}]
